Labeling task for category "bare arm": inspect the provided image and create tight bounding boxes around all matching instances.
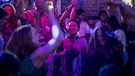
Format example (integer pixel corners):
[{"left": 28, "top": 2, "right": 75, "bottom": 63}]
[
  {"left": 32, "top": 5, "right": 64, "bottom": 59},
  {"left": 70, "top": 0, "right": 77, "bottom": 20},
  {"left": 60, "top": 0, "right": 77, "bottom": 22},
  {"left": 70, "top": 7, "right": 76, "bottom": 20},
  {"left": 60, "top": 4, "right": 73, "bottom": 22},
  {"left": 105, "top": 0, "right": 135, "bottom": 21},
  {"left": 107, "top": 7, "right": 123, "bottom": 23},
  {"left": 106, "top": 0, "right": 135, "bottom": 31},
  {"left": 119, "top": 3, "right": 135, "bottom": 20},
  {"left": 103, "top": 0, "right": 123, "bottom": 23},
  {"left": 118, "top": 3, "right": 135, "bottom": 31},
  {"left": 102, "top": 0, "right": 135, "bottom": 31}
]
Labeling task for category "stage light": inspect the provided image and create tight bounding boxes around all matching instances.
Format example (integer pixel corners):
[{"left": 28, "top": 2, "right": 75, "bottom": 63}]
[{"left": 2, "top": 0, "right": 10, "bottom": 2}]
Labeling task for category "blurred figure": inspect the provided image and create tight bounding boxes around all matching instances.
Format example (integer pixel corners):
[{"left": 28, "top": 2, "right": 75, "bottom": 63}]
[
  {"left": 104, "top": 0, "right": 135, "bottom": 31},
  {"left": 0, "top": 7, "right": 7, "bottom": 51},
  {"left": 1, "top": 3, "right": 20, "bottom": 45},
  {"left": 63, "top": 19, "right": 87, "bottom": 76},
  {"left": 21, "top": 10, "right": 36, "bottom": 26},
  {"left": 86, "top": 25, "right": 123, "bottom": 76},
  {"left": 106, "top": 16, "right": 126, "bottom": 49},
  {"left": 106, "top": 16, "right": 128, "bottom": 66},
  {"left": 88, "top": 17, "right": 96, "bottom": 34},
  {"left": 87, "top": 16, "right": 98, "bottom": 42},
  {"left": 6, "top": 6, "right": 64, "bottom": 76},
  {"left": 53, "top": 0, "right": 77, "bottom": 76},
  {"left": 34, "top": 0, "right": 52, "bottom": 45},
  {"left": 60, "top": 0, "right": 77, "bottom": 34},
  {"left": 76, "top": 9, "right": 90, "bottom": 38},
  {"left": 98, "top": 10, "right": 108, "bottom": 25},
  {"left": 95, "top": 10, "right": 108, "bottom": 30},
  {"left": 34, "top": 1, "right": 54, "bottom": 76},
  {"left": 0, "top": 52, "right": 20, "bottom": 76},
  {"left": 104, "top": 1, "right": 135, "bottom": 76}
]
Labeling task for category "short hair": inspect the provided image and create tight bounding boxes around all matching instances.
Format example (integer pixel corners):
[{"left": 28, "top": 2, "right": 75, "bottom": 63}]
[
  {"left": 0, "top": 7, "right": 7, "bottom": 19},
  {"left": 98, "top": 10, "right": 108, "bottom": 18},
  {"left": 76, "top": 9, "right": 85, "bottom": 16},
  {"left": 0, "top": 52, "right": 19, "bottom": 76},
  {"left": 68, "top": 19, "right": 80, "bottom": 29}
]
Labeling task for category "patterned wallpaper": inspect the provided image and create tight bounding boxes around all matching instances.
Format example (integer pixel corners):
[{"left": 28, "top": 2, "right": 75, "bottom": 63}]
[
  {"left": 60, "top": 0, "right": 135, "bottom": 17},
  {"left": 61, "top": 0, "right": 105, "bottom": 17}
]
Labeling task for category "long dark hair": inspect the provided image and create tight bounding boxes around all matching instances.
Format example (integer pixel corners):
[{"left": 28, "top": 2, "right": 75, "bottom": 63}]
[
  {"left": 106, "top": 16, "right": 121, "bottom": 31},
  {"left": 95, "top": 26, "right": 114, "bottom": 46},
  {"left": 95, "top": 26, "right": 123, "bottom": 65},
  {"left": 98, "top": 10, "right": 108, "bottom": 20},
  {"left": 6, "top": 25, "right": 39, "bottom": 60}
]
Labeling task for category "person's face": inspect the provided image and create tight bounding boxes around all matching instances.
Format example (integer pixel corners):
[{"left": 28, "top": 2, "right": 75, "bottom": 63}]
[
  {"left": 78, "top": 12, "right": 85, "bottom": 21},
  {"left": 67, "top": 21, "right": 78, "bottom": 35},
  {"left": 31, "top": 27, "right": 39, "bottom": 45},
  {"left": 4, "top": 6, "right": 13, "bottom": 19},
  {"left": 88, "top": 19, "right": 96, "bottom": 28},
  {"left": 97, "top": 29, "right": 105, "bottom": 45},
  {"left": 35, "top": 0, "right": 46, "bottom": 14},
  {"left": 35, "top": 4, "right": 44, "bottom": 13},
  {"left": 100, "top": 13, "right": 107, "bottom": 21},
  {"left": 41, "top": 15, "right": 50, "bottom": 27}
]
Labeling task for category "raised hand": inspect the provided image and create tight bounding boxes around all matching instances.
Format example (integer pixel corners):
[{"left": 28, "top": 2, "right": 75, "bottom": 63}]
[
  {"left": 72, "top": 0, "right": 77, "bottom": 7},
  {"left": 100, "top": 0, "right": 124, "bottom": 10},
  {"left": 105, "top": 0, "right": 124, "bottom": 7}
]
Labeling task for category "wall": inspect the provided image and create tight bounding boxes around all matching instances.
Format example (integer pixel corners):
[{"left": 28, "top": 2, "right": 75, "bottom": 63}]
[{"left": 61, "top": 0, "right": 106, "bottom": 18}]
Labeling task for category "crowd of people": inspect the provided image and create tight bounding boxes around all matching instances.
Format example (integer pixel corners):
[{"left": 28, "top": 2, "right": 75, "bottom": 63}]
[{"left": 0, "top": 0, "right": 135, "bottom": 76}]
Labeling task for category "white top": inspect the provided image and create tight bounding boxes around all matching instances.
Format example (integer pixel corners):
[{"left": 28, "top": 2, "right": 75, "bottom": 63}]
[{"left": 79, "top": 21, "right": 90, "bottom": 37}]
